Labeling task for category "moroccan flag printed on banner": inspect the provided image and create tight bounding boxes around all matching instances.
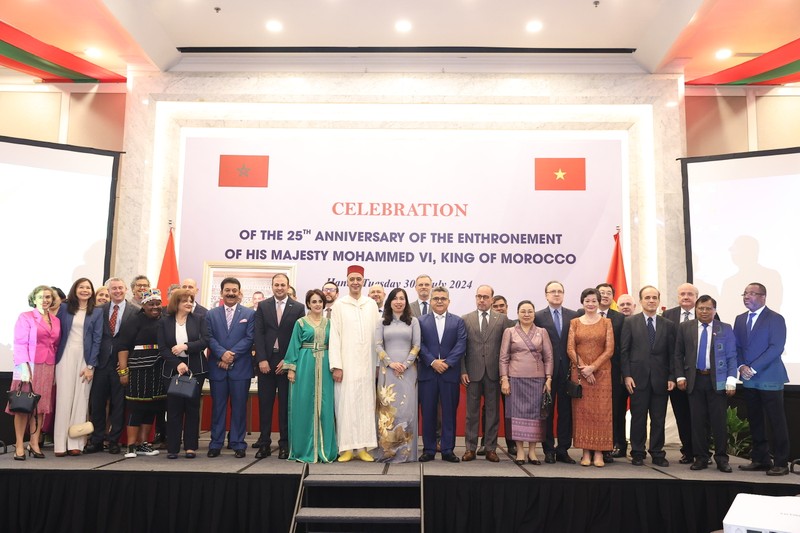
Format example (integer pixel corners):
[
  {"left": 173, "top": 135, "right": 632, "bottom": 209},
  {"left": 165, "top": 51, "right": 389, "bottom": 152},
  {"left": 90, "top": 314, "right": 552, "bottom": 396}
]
[
  {"left": 534, "top": 157, "right": 586, "bottom": 190},
  {"left": 219, "top": 155, "right": 269, "bottom": 187}
]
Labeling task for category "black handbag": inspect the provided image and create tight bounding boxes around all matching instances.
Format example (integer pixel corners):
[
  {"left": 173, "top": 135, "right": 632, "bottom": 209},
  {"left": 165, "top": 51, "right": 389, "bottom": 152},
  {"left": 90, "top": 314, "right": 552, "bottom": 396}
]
[
  {"left": 540, "top": 389, "right": 553, "bottom": 418},
  {"left": 7, "top": 381, "right": 41, "bottom": 413},
  {"left": 167, "top": 372, "right": 200, "bottom": 401},
  {"left": 566, "top": 358, "right": 583, "bottom": 399},
  {"left": 566, "top": 379, "right": 583, "bottom": 399}
]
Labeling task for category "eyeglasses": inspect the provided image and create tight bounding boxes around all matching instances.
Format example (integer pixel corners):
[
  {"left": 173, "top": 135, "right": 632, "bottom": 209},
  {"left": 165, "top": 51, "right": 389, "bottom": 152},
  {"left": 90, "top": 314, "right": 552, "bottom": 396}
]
[
  {"left": 322, "top": 288, "right": 338, "bottom": 292},
  {"left": 431, "top": 297, "right": 448, "bottom": 303},
  {"left": 695, "top": 306, "right": 715, "bottom": 312},
  {"left": 741, "top": 292, "right": 765, "bottom": 297},
  {"left": 475, "top": 295, "right": 491, "bottom": 300},
  {"left": 546, "top": 290, "right": 564, "bottom": 295}
]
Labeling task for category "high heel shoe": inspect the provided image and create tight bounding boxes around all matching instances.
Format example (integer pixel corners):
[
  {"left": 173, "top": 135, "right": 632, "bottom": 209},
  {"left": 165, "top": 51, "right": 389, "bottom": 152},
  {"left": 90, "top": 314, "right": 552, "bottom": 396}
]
[
  {"left": 580, "top": 456, "right": 592, "bottom": 466},
  {"left": 27, "top": 446, "right": 45, "bottom": 459},
  {"left": 528, "top": 457, "right": 541, "bottom": 465},
  {"left": 14, "top": 451, "right": 26, "bottom": 461},
  {"left": 593, "top": 457, "right": 605, "bottom": 468}
]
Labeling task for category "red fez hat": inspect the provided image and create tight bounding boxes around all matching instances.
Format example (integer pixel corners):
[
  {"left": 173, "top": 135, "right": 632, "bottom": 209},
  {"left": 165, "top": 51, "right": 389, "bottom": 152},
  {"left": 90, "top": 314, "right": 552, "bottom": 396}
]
[{"left": 347, "top": 264, "right": 365, "bottom": 276}]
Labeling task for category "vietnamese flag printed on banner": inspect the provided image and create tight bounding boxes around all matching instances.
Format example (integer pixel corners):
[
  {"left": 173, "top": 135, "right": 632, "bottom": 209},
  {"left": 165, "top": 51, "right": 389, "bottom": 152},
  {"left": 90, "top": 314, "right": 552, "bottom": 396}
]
[
  {"left": 219, "top": 155, "right": 269, "bottom": 187},
  {"left": 534, "top": 158, "right": 586, "bottom": 190}
]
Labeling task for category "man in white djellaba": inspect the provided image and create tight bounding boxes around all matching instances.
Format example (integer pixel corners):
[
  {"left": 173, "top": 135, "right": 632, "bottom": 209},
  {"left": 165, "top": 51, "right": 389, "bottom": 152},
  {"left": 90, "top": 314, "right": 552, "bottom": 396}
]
[{"left": 329, "top": 264, "right": 379, "bottom": 462}]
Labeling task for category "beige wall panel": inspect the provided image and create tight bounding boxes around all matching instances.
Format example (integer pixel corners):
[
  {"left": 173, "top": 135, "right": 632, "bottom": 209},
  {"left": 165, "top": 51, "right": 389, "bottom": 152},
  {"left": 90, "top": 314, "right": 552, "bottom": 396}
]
[
  {"left": 0, "top": 92, "right": 61, "bottom": 142},
  {"left": 685, "top": 95, "right": 748, "bottom": 157},
  {"left": 67, "top": 92, "right": 126, "bottom": 152},
  {"left": 755, "top": 95, "right": 800, "bottom": 150}
]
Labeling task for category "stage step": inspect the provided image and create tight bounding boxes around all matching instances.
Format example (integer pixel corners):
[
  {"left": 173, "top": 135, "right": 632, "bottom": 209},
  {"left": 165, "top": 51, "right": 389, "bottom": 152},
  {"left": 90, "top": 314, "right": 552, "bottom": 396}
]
[
  {"left": 304, "top": 474, "right": 420, "bottom": 487},
  {"left": 295, "top": 507, "right": 421, "bottom": 524},
  {"left": 290, "top": 463, "right": 425, "bottom": 532}
]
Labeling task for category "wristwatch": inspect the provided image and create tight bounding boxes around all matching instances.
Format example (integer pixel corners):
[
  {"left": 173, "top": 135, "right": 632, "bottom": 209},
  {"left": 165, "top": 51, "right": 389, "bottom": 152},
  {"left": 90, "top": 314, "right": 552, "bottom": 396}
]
[{"left": 87, "top": 365, "right": 94, "bottom": 370}]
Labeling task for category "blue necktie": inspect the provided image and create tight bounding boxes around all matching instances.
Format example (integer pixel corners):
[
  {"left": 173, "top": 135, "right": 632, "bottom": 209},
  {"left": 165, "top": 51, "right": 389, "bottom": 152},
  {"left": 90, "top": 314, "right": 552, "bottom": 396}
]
[
  {"left": 746, "top": 312, "right": 756, "bottom": 338},
  {"left": 647, "top": 317, "right": 655, "bottom": 348},
  {"left": 554, "top": 309, "right": 562, "bottom": 337},
  {"left": 697, "top": 323, "right": 708, "bottom": 371},
  {"left": 422, "top": 301, "right": 428, "bottom": 315}
]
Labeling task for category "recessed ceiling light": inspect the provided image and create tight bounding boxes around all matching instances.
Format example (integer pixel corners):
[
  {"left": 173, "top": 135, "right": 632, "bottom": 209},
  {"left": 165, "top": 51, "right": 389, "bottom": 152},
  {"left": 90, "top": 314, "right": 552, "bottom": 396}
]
[
  {"left": 525, "top": 20, "right": 543, "bottom": 33},
  {"left": 715, "top": 48, "right": 732, "bottom": 60},
  {"left": 395, "top": 19, "right": 412, "bottom": 33},
  {"left": 265, "top": 20, "right": 283, "bottom": 32},
  {"left": 84, "top": 47, "right": 102, "bottom": 58}
]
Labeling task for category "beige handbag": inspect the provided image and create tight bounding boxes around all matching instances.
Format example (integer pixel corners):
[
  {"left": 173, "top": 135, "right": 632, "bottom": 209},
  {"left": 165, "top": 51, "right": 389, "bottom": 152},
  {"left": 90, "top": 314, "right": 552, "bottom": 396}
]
[{"left": 68, "top": 421, "right": 94, "bottom": 438}]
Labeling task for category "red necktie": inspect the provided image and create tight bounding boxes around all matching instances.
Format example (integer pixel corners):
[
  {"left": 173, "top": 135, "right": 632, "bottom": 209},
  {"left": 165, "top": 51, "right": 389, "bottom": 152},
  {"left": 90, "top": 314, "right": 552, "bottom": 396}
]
[{"left": 109, "top": 304, "right": 119, "bottom": 335}]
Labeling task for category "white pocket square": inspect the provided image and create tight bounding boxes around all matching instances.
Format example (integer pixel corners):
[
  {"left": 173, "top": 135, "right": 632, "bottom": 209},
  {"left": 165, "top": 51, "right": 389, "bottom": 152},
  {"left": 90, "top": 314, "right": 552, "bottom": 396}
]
[{"left": 239, "top": 318, "right": 248, "bottom": 323}]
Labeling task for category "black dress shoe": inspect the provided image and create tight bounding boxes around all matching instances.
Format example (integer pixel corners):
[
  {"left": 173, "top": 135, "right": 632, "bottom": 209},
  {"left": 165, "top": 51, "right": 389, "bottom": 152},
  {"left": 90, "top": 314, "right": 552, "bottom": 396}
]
[
  {"left": 603, "top": 451, "right": 614, "bottom": 463},
  {"left": 611, "top": 447, "right": 626, "bottom": 458},
  {"left": 652, "top": 458, "right": 670, "bottom": 467},
  {"left": 631, "top": 456, "right": 644, "bottom": 466},
  {"left": 83, "top": 443, "right": 102, "bottom": 454},
  {"left": 690, "top": 458, "right": 708, "bottom": 470},
  {"left": 108, "top": 443, "right": 121, "bottom": 455},
  {"left": 418, "top": 453, "right": 435, "bottom": 462},
  {"left": 544, "top": 452, "right": 556, "bottom": 464},
  {"left": 252, "top": 440, "right": 264, "bottom": 449},
  {"left": 679, "top": 454, "right": 692, "bottom": 465},
  {"left": 442, "top": 452, "right": 460, "bottom": 463},
  {"left": 508, "top": 445, "right": 518, "bottom": 456},
  {"left": 278, "top": 448, "right": 289, "bottom": 460},
  {"left": 738, "top": 462, "right": 772, "bottom": 471},
  {"left": 234, "top": 449, "right": 246, "bottom": 458},
  {"left": 207, "top": 448, "right": 221, "bottom": 458},
  {"left": 717, "top": 462, "right": 732, "bottom": 473},
  {"left": 255, "top": 445, "right": 271, "bottom": 459},
  {"left": 766, "top": 465, "right": 789, "bottom": 476},
  {"left": 556, "top": 452, "right": 576, "bottom": 464}
]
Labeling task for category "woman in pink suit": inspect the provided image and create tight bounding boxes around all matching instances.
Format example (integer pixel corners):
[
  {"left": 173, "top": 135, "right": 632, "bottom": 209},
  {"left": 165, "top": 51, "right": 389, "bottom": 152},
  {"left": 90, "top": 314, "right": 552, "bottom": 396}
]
[{"left": 6, "top": 285, "right": 60, "bottom": 460}]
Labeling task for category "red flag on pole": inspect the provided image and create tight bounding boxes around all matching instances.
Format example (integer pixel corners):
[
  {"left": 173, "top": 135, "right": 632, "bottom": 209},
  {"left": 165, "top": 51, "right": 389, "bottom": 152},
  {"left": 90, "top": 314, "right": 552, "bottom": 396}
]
[
  {"left": 157, "top": 227, "right": 180, "bottom": 299},
  {"left": 606, "top": 229, "right": 628, "bottom": 309}
]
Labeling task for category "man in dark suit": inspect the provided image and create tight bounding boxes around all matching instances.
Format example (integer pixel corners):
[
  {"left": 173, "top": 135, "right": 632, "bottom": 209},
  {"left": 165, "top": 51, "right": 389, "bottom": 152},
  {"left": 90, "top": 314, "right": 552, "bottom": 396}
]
[
  {"left": 205, "top": 277, "right": 255, "bottom": 458},
  {"left": 621, "top": 285, "right": 676, "bottom": 466},
  {"left": 535, "top": 280, "right": 578, "bottom": 464},
  {"left": 180, "top": 278, "right": 208, "bottom": 318},
  {"left": 662, "top": 282, "right": 700, "bottom": 464},
  {"left": 578, "top": 283, "right": 626, "bottom": 462},
  {"left": 418, "top": 286, "right": 467, "bottom": 462},
  {"left": 673, "top": 295, "right": 737, "bottom": 472},
  {"left": 460, "top": 284, "right": 514, "bottom": 463},
  {"left": 410, "top": 274, "right": 433, "bottom": 318},
  {"left": 734, "top": 282, "right": 789, "bottom": 476},
  {"left": 84, "top": 277, "right": 137, "bottom": 455},
  {"left": 322, "top": 281, "right": 338, "bottom": 319},
  {"left": 254, "top": 274, "right": 305, "bottom": 459}
]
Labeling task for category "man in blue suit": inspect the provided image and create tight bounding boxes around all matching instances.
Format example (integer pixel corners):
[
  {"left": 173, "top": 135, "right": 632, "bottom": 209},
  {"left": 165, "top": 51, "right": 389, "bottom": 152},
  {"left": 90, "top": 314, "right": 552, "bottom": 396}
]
[
  {"left": 418, "top": 286, "right": 467, "bottom": 462},
  {"left": 673, "top": 295, "right": 737, "bottom": 472},
  {"left": 205, "top": 277, "right": 255, "bottom": 458},
  {"left": 734, "top": 283, "right": 789, "bottom": 476}
]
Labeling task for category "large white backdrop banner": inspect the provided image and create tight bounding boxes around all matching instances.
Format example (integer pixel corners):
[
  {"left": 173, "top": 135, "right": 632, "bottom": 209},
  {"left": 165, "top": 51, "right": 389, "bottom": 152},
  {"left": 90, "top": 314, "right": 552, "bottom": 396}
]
[{"left": 179, "top": 129, "right": 623, "bottom": 315}]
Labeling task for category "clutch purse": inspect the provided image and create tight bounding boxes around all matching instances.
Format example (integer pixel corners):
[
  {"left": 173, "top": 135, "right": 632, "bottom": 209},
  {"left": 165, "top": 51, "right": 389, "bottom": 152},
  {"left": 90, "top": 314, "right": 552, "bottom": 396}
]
[
  {"left": 168, "top": 372, "right": 200, "bottom": 401},
  {"left": 540, "top": 390, "right": 553, "bottom": 418},
  {"left": 7, "top": 381, "right": 41, "bottom": 414},
  {"left": 68, "top": 421, "right": 94, "bottom": 438}
]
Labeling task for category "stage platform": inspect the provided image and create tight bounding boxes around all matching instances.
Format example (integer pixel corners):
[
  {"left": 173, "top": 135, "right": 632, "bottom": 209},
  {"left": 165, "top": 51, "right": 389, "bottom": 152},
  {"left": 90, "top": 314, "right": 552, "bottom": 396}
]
[{"left": 2, "top": 434, "right": 798, "bottom": 533}]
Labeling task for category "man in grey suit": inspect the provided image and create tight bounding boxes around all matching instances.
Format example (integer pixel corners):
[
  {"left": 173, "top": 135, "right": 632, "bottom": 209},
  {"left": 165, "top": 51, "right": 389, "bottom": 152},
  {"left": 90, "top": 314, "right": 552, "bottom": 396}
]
[
  {"left": 621, "top": 285, "right": 677, "bottom": 466},
  {"left": 460, "top": 285, "right": 514, "bottom": 463},
  {"left": 535, "top": 280, "right": 578, "bottom": 464},
  {"left": 410, "top": 274, "right": 433, "bottom": 318}
]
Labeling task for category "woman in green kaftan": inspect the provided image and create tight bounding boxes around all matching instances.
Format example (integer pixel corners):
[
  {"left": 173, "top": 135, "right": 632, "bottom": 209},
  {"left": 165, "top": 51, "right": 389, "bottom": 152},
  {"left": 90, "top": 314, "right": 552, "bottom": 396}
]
[{"left": 284, "top": 289, "right": 337, "bottom": 463}]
